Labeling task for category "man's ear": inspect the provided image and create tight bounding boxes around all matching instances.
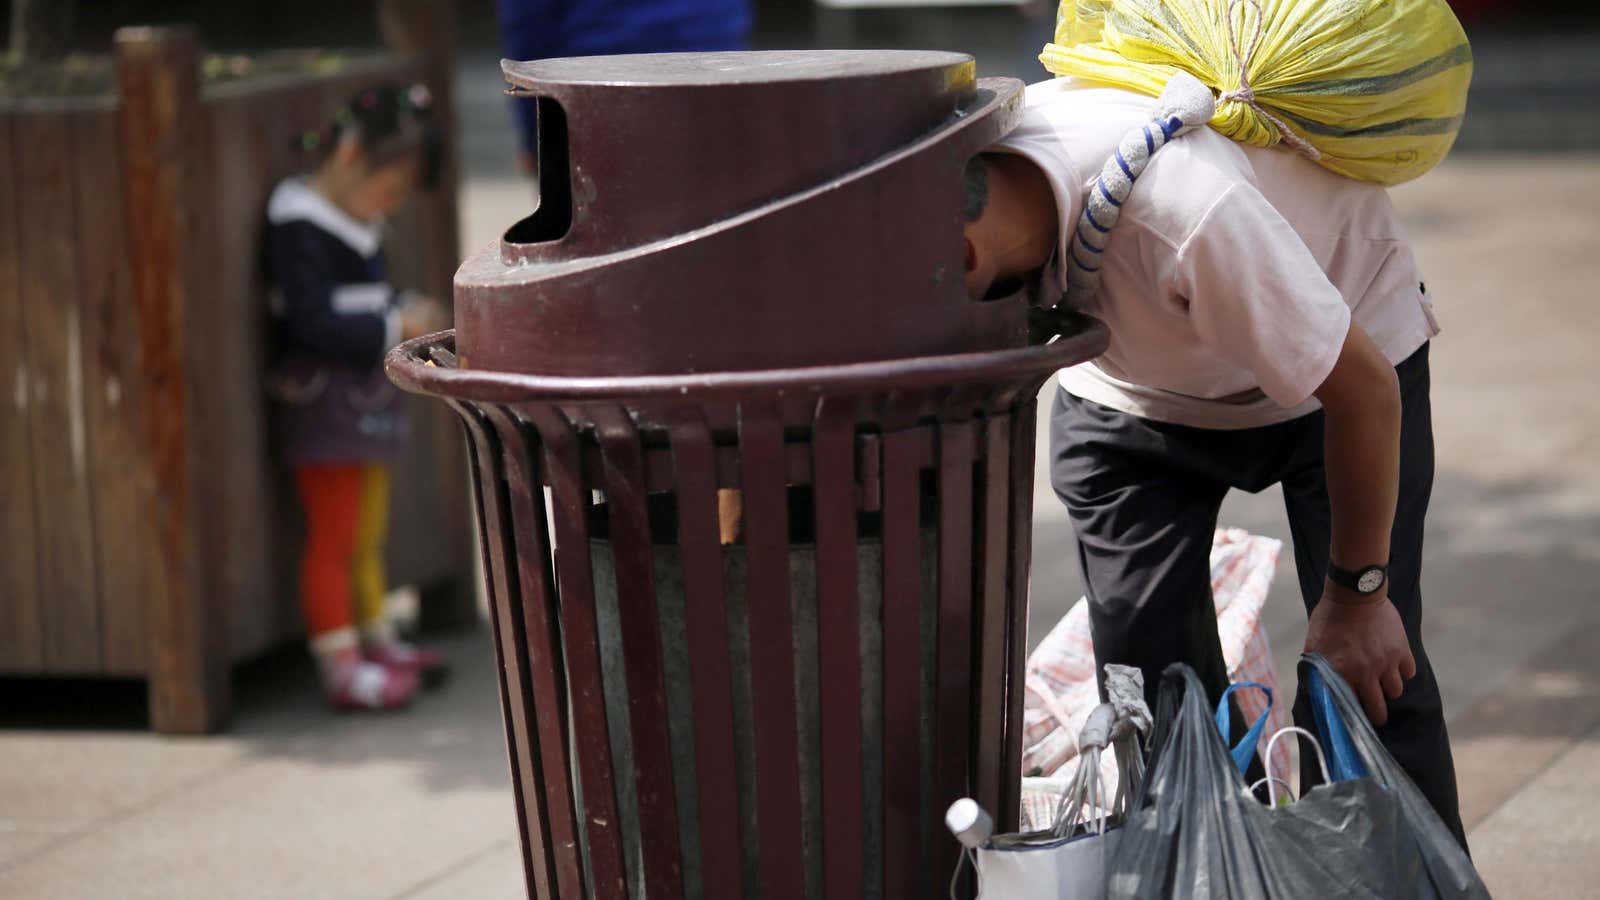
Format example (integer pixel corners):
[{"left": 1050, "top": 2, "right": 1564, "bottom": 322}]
[{"left": 963, "top": 227, "right": 1000, "bottom": 300}]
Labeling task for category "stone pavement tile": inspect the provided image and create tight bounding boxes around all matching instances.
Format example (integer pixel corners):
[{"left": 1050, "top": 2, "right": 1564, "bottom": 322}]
[
  {"left": 0, "top": 829, "right": 67, "bottom": 869},
  {"left": 0, "top": 630, "right": 519, "bottom": 899},
  {"left": 0, "top": 733, "right": 247, "bottom": 833},
  {"left": 0, "top": 736, "right": 520, "bottom": 900},
  {"left": 397, "top": 838, "right": 523, "bottom": 900},
  {"left": 1449, "top": 620, "right": 1600, "bottom": 831},
  {"left": 1469, "top": 726, "right": 1600, "bottom": 900}
]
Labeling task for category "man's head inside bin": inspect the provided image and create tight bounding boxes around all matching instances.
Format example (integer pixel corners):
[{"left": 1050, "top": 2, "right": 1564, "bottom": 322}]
[{"left": 960, "top": 153, "right": 1057, "bottom": 303}]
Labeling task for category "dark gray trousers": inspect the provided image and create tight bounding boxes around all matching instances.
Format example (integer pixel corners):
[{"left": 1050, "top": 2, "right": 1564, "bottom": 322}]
[{"left": 1049, "top": 343, "right": 1466, "bottom": 847}]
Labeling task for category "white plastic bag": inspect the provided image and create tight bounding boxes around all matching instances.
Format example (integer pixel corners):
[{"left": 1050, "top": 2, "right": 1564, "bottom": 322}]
[{"left": 1019, "top": 528, "right": 1291, "bottom": 829}]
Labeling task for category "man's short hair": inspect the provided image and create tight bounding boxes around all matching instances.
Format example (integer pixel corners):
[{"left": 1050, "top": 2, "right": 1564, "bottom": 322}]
[{"left": 963, "top": 155, "right": 990, "bottom": 223}]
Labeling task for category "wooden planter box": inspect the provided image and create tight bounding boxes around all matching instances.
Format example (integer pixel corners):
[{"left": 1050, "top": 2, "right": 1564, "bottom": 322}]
[{"left": 0, "top": 27, "right": 472, "bottom": 732}]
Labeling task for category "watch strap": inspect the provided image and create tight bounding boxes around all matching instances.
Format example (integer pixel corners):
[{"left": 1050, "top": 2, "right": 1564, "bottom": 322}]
[{"left": 1327, "top": 561, "right": 1388, "bottom": 599}]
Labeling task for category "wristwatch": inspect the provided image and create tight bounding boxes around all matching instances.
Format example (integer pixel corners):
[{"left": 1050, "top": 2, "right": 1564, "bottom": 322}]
[{"left": 1327, "top": 561, "right": 1388, "bottom": 597}]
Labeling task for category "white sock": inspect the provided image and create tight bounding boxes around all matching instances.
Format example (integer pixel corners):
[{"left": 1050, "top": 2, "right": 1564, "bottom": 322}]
[
  {"left": 310, "top": 626, "right": 359, "bottom": 664},
  {"left": 358, "top": 617, "right": 397, "bottom": 648}
]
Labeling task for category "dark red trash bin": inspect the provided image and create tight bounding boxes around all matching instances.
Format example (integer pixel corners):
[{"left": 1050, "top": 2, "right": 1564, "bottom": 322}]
[{"left": 387, "top": 50, "right": 1108, "bottom": 900}]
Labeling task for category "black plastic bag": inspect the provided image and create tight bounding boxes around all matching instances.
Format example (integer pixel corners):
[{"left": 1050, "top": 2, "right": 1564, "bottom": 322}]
[{"left": 1106, "top": 655, "right": 1489, "bottom": 899}]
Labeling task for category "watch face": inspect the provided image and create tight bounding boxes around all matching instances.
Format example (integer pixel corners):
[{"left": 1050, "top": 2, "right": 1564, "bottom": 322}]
[{"left": 1357, "top": 567, "right": 1385, "bottom": 594}]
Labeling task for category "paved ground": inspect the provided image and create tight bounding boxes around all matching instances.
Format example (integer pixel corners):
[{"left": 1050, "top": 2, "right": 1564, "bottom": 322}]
[{"left": 2, "top": 32, "right": 1598, "bottom": 899}]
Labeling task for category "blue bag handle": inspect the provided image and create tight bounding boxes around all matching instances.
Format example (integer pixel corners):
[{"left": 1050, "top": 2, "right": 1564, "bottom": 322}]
[
  {"left": 1305, "top": 666, "right": 1370, "bottom": 782},
  {"left": 1214, "top": 682, "right": 1273, "bottom": 776}
]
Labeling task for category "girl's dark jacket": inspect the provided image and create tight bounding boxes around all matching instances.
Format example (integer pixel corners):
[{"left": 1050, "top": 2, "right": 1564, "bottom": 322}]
[{"left": 263, "top": 177, "right": 408, "bottom": 466}]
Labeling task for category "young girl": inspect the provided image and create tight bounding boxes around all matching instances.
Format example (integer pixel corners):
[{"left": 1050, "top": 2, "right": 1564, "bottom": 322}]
[{"left": 265, "top": 83, "right": 450, "bottom": 710}]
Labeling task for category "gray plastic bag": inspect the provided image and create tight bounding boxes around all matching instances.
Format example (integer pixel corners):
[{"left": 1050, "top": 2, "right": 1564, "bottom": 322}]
[{"left": 1107, "top": 656, "right": 1489, "bottom": 900}]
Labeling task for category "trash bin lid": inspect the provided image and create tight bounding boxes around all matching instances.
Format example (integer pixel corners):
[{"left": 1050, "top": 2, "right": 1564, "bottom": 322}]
[{"left": 457, "top": 49, "right": 1029, "bottom": 378}]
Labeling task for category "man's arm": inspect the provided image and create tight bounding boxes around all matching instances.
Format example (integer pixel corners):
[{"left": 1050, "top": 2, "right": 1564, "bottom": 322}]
[
  {"left": 1306, "top": 321, "right": 1417, "bottom": 725},
  {"left": 1169, "top": 175, "right": 1418, "bottom": 725}
]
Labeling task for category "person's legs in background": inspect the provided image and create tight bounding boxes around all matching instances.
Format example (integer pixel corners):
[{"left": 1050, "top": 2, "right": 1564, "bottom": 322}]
[
  {"left": 352, "top": 464, "right": 393, "bottom": 644},
  {"left": 1279, "top": 345, "right": 1467, "bottom": 847},
  {"left": 352, "top": 464, "right": 446, "bottom": 680},
  {"left": 297, "top": 463, "right": 420, "bottom": 710}
]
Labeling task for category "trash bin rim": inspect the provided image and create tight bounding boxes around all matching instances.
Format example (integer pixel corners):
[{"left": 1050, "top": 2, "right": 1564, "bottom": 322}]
[
  {"left": 501, "top": 49, "right": 978, "bottom": 92},
  {"left": 385, "top": 320, "right": 1109, "bottom": 404}
]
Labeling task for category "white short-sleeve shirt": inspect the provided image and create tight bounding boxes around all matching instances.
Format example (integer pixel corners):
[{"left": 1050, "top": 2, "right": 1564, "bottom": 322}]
[{"left": 998, "top": 79, "right": 1440, "bottom": 430}]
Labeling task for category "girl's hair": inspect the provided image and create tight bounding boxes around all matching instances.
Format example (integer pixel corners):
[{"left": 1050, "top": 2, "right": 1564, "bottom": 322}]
[{"left": 297, "top": 82, "right": 443, "bottom": 189}]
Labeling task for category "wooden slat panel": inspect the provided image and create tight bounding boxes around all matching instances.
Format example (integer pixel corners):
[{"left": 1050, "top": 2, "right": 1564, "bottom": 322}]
[
  {"left": 737, "top": 399, "right": 805, "bottom": 895},
  {"left": 118, "top": 24, "right": 229, "bottom": 735},
  {"left": 526, "top": 404, "right": 628, "bottom": 899},
  {"left": 378, "top": 0, "right": 460, "bottom": 301},
  {"left": 1001, "top": 401, "right": 1039, "bottom": 829},
  {"left": 0, "top": 110, "right": 43, "bottom": 671},
  {"left": 934, "top": 417, "right": 977, "bottom": 890},
  {"left": 668, "top": 407, "right": 744, "bottom": 900},
  {"left": 14, "top": 108, "right": 100, "bottom": 672},
  {"left": 593, "top": 406, "right": 684, "bottom": 899},
  {"left": 972, "top": 415, "right": 1012, "bottom": 821},
  {"left": 487, "top": 405, "right": 587, "bottom": 899},
  {"left": 457, "top": 407, "right": 546, "bottom": 899},
  {"left": 73, "top": 107, "right": 159, "bottom": 675},
  {"left": 203, "top": 91, "right": 278, "bottom": 660},
  {"left": 812, "top": 397, "right": 864, "bottom": 900},
  {"left": 880, "top": 425, "right": 923, "bottom": 900}
]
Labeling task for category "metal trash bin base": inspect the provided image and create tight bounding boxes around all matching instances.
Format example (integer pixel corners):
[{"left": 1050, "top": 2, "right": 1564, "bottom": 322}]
[{"left": 388, "top": 322, "right": 1108, "bottom": 899}]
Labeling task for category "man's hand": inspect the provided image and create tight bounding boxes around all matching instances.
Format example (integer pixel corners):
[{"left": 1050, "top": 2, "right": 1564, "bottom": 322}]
[{"left": 1305, "top": 590, "right": 1417, "bottom": 725}]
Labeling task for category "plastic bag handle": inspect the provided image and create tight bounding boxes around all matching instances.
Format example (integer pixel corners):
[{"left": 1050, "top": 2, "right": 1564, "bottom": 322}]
[
  {"left": 1214, "top": 682, "right": 1273, "bottom": 776},
  {"left": 1306, "top": 666, "right": 1370, "bottom": 782},
  {"left": 1263, "top": 726, "right": 1333, "bottom": 806}
]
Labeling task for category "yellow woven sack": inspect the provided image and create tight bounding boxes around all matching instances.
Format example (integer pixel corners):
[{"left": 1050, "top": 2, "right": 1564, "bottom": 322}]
[{"left": 1041, "top": 0, "right": 1473, "bottom": 185}]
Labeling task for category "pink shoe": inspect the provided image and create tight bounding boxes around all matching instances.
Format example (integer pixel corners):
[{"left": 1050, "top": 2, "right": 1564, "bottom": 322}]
[
  {"left": 364, "top": 640, "right": 449, "bottom": 687},
  {"left": 323, "top": 653, "right": 421, "bottom": 711}
]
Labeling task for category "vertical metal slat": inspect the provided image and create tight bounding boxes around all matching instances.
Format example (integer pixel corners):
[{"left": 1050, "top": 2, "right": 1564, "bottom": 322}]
[
  {"left": 526, "top": 404, "right": 629, "bottom": 899},
  {"left": 737, "top": 398, "right": 806, "bottom": 896},
  {"left": 484, "top": 404, "right": 587, "bottom": 899},
  {"left": 880, "top": 423, "right": 923, "bottom": 899},
  {"left": 454, "top": 402, "right": 552, "bottom": 899},
  {"left": 973, "top": 414, "right": 1012, "bottom": 823},
  {"left": 812, "top": 396, "right": 865, "bottom": 900},
  {"left": 934, "top": 417, "right": 977, "bottom": 892},
  {"left": 668, "top": 407, "right": 746, "bottom": 900},
  {"left": 593, "top": 406, "right": 685, "bottom": 899},
  {"left": 1001, "top": 399, "right": 1040, "bottom": 830}
]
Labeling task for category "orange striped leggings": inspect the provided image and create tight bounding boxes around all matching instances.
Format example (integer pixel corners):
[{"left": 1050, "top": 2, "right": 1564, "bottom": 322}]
[{"left": 294, "top": 463, "right": 391, "bottom": 638}]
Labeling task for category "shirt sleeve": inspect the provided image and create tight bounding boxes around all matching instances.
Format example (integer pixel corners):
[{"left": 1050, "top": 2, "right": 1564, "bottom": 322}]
[
  {"left": 266, "top": 221, "right": 397, "bottom": 367},
  {"left": 1174, "top": 182, "right": 1351, "bottom": 408}
]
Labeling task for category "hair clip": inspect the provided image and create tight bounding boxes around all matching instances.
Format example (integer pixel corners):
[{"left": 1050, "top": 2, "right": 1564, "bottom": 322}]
[
  {"left": 301, "top": 129, "right": 320, "bottom": 150},
  {"left": 408, "top": 83, "right": 433, "bottom": 111}
]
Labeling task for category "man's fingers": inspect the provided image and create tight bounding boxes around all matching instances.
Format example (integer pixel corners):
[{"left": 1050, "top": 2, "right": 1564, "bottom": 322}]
[
  {"left": 1357, "top": 679, "right": 1389, "bottom": 726},
  {"left": 1400, "top": 651, "right": 1418, "bottom": 681},
  {"left": 1381, "top": 668, "right": 1404, "bottom": 701}
]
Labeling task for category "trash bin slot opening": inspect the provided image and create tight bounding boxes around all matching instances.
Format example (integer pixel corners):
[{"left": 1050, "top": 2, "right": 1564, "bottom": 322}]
[{"left": 505, "top": 96, "right": 572, "bottom": 245}]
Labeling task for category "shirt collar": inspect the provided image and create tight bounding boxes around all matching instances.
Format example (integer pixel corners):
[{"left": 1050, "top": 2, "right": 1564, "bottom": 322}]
[{"left": 267, "top": 176, "right": 383, "bottom": 258}]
